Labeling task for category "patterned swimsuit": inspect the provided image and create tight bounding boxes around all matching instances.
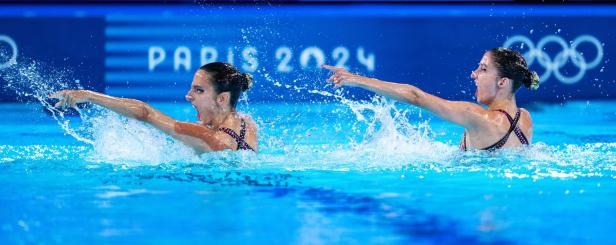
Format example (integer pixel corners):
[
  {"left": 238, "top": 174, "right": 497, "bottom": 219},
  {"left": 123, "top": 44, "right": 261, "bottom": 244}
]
[{"left": 219, "top": 119, "right": 255, "bottom": 151}]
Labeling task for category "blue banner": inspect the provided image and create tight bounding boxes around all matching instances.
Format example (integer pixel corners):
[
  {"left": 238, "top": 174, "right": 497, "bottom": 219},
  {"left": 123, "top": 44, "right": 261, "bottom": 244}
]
[
  {"left": 0, "top": 17, "right": 105, "bottom": 102},
  {"left": 0, "top": 5, "right": 614, "bottom": 103}
]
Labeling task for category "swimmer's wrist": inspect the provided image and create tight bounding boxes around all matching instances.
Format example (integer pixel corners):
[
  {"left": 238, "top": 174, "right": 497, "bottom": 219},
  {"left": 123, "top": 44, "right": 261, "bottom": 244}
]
[
  {"left": 82, "top": 90, "right": 93, "bottom": 102},
  {"left": 354, "top": 77, "right": 374, "bottom": 87},
  {"left": 84, "top": 90, "right": 103, "bottom": 103},
  {"left": 345, "top": 76, "right": 363, "bottom": 87}
]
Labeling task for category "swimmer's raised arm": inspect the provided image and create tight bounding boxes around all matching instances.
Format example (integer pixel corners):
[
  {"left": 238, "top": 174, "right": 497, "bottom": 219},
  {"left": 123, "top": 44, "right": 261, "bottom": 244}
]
[
  {"left": 50, "top": 90, "right": 150, "bottom": 121},
  {"left": 322, "top": 64, "right": 486, "bottom": 129},
  {"left": 48, "top": 90, "right": 232, "bottom": 153}
]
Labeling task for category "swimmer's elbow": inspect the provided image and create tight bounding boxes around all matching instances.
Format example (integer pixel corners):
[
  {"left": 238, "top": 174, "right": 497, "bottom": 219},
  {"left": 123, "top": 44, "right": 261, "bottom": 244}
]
[
  {"left": 131, "top": 100, "right": 150, "bottom": 121},
  {"left": 403, "top": 85, "right": 425, "bottom": 106}
]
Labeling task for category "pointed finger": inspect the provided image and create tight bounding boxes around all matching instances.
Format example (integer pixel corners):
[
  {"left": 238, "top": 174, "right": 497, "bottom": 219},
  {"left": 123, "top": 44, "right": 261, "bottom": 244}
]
[{"left": 322, "top": 64, "right": 344, "bottom": 72}]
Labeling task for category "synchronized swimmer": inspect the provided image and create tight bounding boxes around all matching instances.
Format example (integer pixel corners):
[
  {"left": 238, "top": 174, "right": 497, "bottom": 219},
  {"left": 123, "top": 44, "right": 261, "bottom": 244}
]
[
  {"left": 324, "top": 47, "right": 539, "bottom": 151},
  {"left": 49, "top": 47, "right": 538, "bottom": 153},
  {"left": 50, "top": 62, "right": 258, "bottom": 153}
]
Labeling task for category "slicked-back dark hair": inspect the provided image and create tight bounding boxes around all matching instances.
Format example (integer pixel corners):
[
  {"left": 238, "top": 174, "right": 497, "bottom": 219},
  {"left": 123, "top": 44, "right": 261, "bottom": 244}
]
[
  {"left": 199, "top": 62, "right": 253, "bottom": 108},
  {"left": 489, "top": 48, "right": 539, "bottom": 92}
]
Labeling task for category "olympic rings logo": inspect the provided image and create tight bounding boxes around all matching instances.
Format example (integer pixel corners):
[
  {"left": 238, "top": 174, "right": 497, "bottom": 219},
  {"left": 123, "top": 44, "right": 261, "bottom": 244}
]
[
  {"left": 0, "top": 35, "right": 18, "bottom": 69},
  {"left": 502, "top": 35, "right": 603, "bottom": 85}
]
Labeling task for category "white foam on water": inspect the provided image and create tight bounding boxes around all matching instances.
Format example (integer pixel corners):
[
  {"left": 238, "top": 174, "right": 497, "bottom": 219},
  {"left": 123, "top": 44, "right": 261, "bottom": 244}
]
[
  {"left": 84, "top": 110, "right": 202, "bottom": 166},
  {"left": 0, "top": 145, "right": 89, "bottom": 162}
]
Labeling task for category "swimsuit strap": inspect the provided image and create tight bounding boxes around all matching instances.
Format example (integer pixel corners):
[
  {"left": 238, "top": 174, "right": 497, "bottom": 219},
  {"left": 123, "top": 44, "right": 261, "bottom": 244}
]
[
  {"left": 239, "top": 118, "right": 246, "bottom": 140},
  {"left": 460, "top": 131, "right": 467, "bottom": 151},
  {"left": 481, "top": 109, "right": 522, "bottom": 151},
  {"left": 493, "top": 109, "right": 529, "bottom": 145},
  {"left": 460, "top": 109, "right": 528, "bottom": 151},
  {"left": 219, "top": 119, "right": 254, "bottom": 151}
]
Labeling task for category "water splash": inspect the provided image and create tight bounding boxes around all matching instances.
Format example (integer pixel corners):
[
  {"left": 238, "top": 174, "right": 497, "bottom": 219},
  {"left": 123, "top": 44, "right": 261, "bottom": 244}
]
[
  {"left": 246, "top": 91, "right": 460, "bottom": 171},
  {"left": 0, "top": 55, "right": 211, "bottom": 165},
  {"left": 85, "top": 110, "right": 202, "bottom": 166},
  {"left": 0, "top": 55, "right": 93, "bottom": 144}
]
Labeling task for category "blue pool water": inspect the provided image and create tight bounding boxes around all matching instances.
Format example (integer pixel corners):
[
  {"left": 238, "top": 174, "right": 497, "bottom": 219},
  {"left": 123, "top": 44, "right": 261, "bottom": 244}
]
[{"left": 1, "top": 96, "right": 615, "bottom": 243}]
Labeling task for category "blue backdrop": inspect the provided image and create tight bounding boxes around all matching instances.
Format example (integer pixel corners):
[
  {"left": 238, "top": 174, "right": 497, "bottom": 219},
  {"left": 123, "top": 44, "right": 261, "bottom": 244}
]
[
  {"left": 0, "top": 4, "right": 614, "bottom": 103},
  {"left": 0, "top": 17, "right": 105, "bottom": 102}
]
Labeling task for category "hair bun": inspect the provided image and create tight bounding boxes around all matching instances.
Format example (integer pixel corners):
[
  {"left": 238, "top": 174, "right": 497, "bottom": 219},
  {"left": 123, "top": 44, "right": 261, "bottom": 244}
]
[
  {"left": 240, "top": 73, "right": 253, "bottom": 92},
  {"left": 529, "top": 71, "right": 540, "bottom": 91}
]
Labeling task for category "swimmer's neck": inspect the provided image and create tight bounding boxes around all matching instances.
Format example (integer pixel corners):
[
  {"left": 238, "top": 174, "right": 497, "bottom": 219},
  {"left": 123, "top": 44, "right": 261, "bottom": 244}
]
[
  {"left": 487, "top": 95, "right": 517, "bottom": 112},
  {"left": 206, "top": 110, "right": 238, "bottom": 129}
]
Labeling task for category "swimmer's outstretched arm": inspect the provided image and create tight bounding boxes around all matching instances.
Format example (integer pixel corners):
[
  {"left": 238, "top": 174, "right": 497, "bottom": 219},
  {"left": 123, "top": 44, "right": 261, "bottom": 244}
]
[
  {"left": 48, "top": 90, "right": 232, "bottom": 153},
  {"left": 323, "top": 65, "right": 487, "bottom": 129}
]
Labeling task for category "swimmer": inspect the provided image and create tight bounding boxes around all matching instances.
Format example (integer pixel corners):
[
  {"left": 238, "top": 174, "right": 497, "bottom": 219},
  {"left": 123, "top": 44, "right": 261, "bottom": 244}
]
[
  {"left": 49, "top": 62, "right": 258, "bottom": 153},
  {"left": 323, "top": 48, "right": 539, "bottom": 151}
]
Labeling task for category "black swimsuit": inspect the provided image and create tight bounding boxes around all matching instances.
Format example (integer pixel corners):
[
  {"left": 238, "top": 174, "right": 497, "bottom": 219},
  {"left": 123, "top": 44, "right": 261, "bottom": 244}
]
[
  {"left": 460, "top": 109, "right": 529, "bottom": 151},
  {"left": 219, "top": 119, "right": 255, "bottom": 151}
]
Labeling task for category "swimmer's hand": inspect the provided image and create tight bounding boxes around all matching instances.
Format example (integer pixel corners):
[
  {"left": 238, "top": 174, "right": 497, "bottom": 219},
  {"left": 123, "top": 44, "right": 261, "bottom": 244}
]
[
  {"left": 322, "top": 64, "right": 364, "bottom": 88},
  {"left": 48, "top": 90, "right": 92, "bottom": 109}
]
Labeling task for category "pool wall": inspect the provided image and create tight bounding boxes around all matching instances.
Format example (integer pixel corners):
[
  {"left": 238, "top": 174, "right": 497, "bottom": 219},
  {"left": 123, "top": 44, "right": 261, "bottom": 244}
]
[{"left": 0, "top": 4, "right": 614, "bottom": 103}]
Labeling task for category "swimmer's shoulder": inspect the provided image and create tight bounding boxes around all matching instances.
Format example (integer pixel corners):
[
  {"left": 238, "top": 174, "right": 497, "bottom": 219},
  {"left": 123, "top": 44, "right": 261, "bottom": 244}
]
[
  {"left": 237, "top": 113, "right": 258, "bottom": 151},
  {"left": 520, "top": 108, "right": 532, "bottom": 124},
  {"left": 238, "top": 113, "right": 258, "bottom": 131},
  {"left": 510, "top": 107, "right": 533, "bottom": 143}
]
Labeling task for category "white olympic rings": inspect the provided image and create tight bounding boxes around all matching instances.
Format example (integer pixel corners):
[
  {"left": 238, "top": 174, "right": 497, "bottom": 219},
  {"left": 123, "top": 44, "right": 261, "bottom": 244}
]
[
  {"left": 503, "top": 35, "right": 603, "bottom": 85},
  {"left": 0, "top": 35, "right": 18, "bottom": 69}
]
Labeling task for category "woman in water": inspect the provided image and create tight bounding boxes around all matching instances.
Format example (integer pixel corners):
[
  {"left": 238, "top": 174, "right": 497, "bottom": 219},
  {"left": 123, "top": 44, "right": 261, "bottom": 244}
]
[
  {"left": 323, "top": 48, "right": 539, "bottom": 151},
  {"left": 49, "top": 62, "right": 258, "bottom": 153}
]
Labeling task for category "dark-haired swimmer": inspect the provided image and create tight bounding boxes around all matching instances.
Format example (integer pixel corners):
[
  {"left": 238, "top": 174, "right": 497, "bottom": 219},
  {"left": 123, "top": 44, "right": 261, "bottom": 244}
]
[
  {"left": 49, "top": 62, "right": 258, "bottom": 153},
  {"left": 323, "top": 48, "right": 539, "bottom": 151}
]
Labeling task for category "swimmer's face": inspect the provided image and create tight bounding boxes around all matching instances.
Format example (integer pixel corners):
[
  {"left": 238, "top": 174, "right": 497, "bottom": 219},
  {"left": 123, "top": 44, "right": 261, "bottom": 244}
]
[
  {"left": 470, "top": 52, "right": 500, "bottom": 105},
  {"left": 185, "top": 70, "right": 223, "bottom": 123}
]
